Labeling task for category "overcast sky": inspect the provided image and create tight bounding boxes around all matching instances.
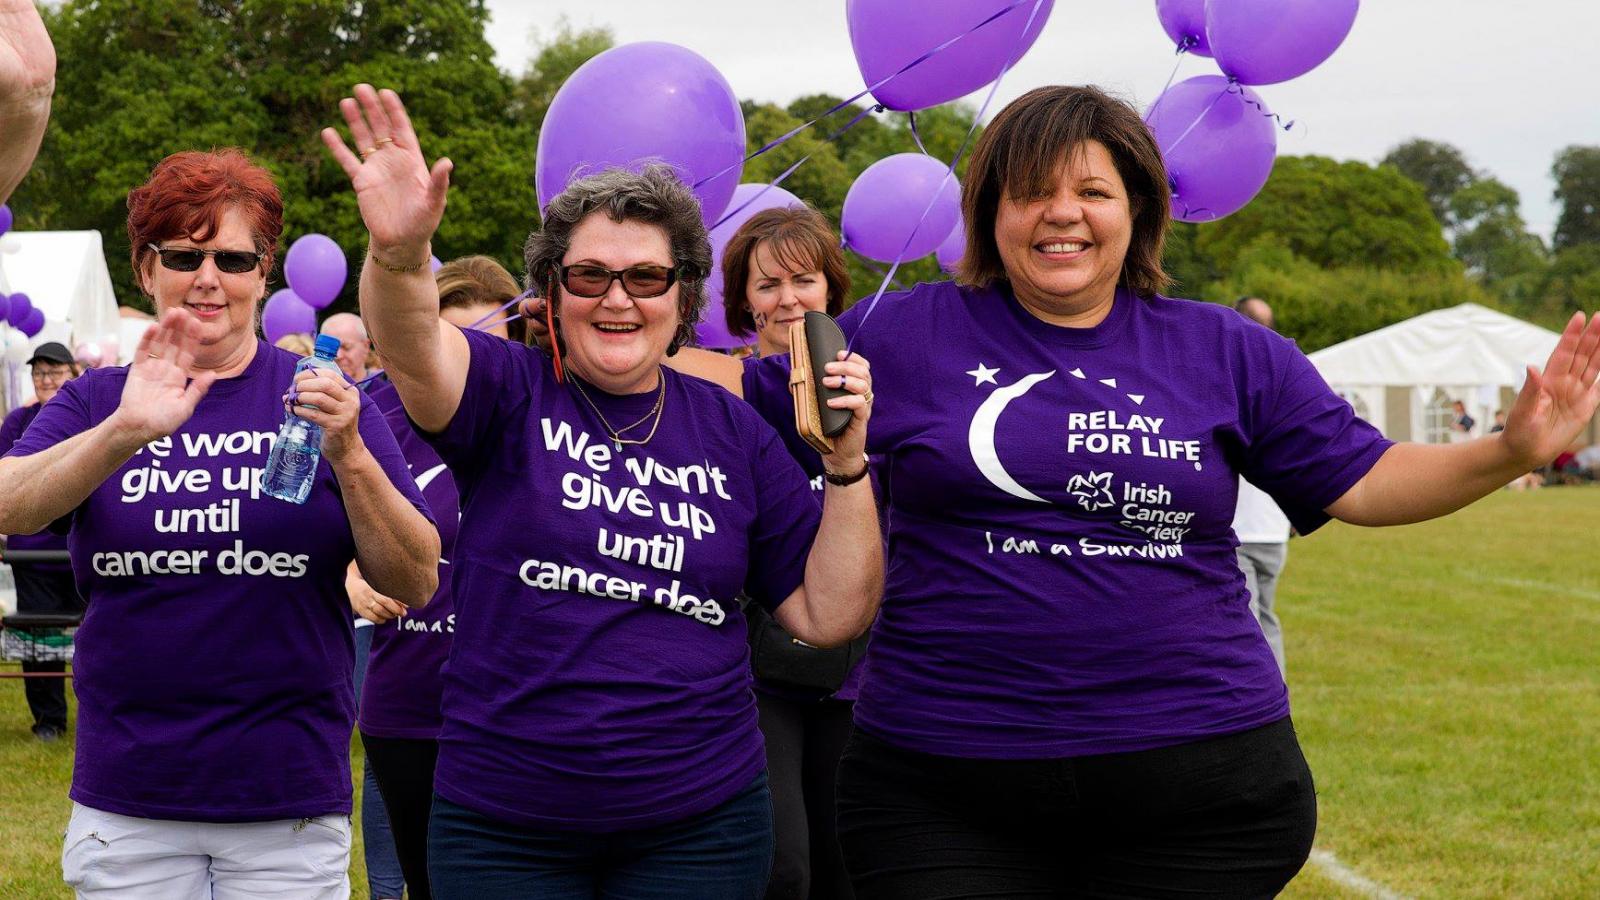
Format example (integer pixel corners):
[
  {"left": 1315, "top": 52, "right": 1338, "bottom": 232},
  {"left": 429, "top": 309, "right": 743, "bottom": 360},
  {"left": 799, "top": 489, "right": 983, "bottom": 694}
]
[{"left": 480, "top": 0, "right": 1600, "bottom": 240}]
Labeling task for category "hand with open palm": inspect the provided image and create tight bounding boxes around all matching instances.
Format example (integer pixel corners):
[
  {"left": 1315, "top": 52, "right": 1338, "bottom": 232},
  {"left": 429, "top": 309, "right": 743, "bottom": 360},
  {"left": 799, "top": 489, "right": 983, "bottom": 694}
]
[
  {"left": 320, "top": 84, "right": 452, "bottom": 265},
  {"left": 107, "top": 308, "right": 217, "bottom": 445},
  {"left": 1502, "top": 311, "right": 1600, "bottom": 468},
  {"left": 0, "top": 0, "right": 56, "bottom": 203}
]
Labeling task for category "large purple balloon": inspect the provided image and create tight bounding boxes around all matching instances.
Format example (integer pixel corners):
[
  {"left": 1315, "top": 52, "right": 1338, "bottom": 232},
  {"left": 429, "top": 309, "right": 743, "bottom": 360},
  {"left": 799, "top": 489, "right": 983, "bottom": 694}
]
[
  {"left": 1147, "top": 75, "right": 1278, "bottom": 223},
  {"left": 842, "top": 154, "right": 962, "bottom": 263},
  {"left": 19, "top": 305, "right": 45, "bottom": 338},
  {"left": 1207, "top": 0, "right": 1360, "bottom": 86},
  {"left": 935, "top": 214, "right": 966, "bottom": 274},
  {"left": 848, "top": 0, "right": 1054, "bottom": 112},
  {"left": 6, "top": 291, "right": 32, "bottom": 327},
  {"left": 696, "top": 183, "right": 805, "bottom": 350},
  {"left": 537, "top": 42, "right": 745, "bottom": 228},
  {"left": 261, "top": 289, "right": 317, "bottom": 344},
  {"left": 0, "top": 204, "right": 12, "bottom": 237},
  {"left": 1155, "top": 0, "right": 1211, "bottom": 56},
  {"left": 0, "top": 294, "right": 9, "bottom": 324},
  {"left": 283, "top": 234, "right": 347, "bottom": 309}
]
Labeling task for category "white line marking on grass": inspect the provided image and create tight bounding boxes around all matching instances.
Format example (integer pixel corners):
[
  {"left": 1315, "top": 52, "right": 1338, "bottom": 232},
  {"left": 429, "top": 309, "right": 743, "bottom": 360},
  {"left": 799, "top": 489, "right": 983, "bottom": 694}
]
[
  {"left": 1310, "top": 849, "right": 1410, "bottom": 900},
  {"left": 1483, "top": 575, "right": 1600, "bottom": 602}
]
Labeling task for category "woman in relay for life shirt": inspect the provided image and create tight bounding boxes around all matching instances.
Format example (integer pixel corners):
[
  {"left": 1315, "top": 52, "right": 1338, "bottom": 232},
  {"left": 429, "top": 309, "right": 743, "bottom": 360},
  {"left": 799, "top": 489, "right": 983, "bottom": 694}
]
[
  {"left": 323, "top": 84, "right": 883, "bottom": 899},
  {"left": 678, "top": 84, "right": 1600, "bottom": 899},
  {"left": 0, "top": 149, "right": 439, "bottom": 899}
]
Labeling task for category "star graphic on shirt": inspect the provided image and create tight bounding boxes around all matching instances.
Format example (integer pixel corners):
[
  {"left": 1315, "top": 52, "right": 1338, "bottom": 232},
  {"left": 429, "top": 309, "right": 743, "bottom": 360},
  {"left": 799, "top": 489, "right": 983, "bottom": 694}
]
[{"left": 966, "top": 363, "right": 1000, "bottom": 386}]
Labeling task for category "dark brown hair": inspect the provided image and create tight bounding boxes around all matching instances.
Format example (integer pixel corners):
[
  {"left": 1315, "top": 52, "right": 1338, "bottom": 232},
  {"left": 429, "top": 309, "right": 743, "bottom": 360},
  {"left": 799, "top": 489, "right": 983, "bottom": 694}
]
[
  {"left": 127, "top": 148, "right": 283, "bottom": 283},
  {"left": 722, "top": 206, "right": 849, "bottom": 338},
  {"left": 957, "top": 85, "right": 1172, "bottom": 297},
  {"left": 437, "top": 255, "right": 527, "bottom": 343}
]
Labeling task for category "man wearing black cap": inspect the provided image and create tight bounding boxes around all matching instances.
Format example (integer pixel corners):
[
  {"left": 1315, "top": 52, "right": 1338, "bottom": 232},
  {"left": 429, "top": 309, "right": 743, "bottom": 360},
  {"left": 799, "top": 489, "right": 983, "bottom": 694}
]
[{"left": 0, "top": 340, "right": 85, "bottom": 742}]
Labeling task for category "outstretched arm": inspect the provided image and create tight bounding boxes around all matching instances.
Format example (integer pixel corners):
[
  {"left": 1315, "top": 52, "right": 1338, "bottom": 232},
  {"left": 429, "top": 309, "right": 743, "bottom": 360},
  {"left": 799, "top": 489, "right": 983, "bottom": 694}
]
[
  {"left": 1328, "top": 311, "right": 1599, "bottom": 526},
  {"left": 0, "top": 0, "right": 55, "bottom": 204}
]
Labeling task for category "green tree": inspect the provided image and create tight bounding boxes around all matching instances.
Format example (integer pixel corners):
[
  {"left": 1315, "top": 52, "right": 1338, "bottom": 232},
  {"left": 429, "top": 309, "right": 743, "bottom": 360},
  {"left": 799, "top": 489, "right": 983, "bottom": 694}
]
[
  {"left": 1552, "top": 145, "right": 1600, "bottom": 250},
  {"left": 510, "top": 19, "right": 614, "bottom": 133},
  {"left": 1192, "top": 155, "right": 1455, "bottom": 277},
  {"left": 1449, "top": 177, "right": 1546, "bottom": 290},
  {"left": 15, "top": 0, "right": 536, "bottom": 313},
  {"left": 1380, "top": 138, "right": 1475, "bottom": 227},
  {"left": 1528, "top": 244, "right": 1600, "bottom": 327}
]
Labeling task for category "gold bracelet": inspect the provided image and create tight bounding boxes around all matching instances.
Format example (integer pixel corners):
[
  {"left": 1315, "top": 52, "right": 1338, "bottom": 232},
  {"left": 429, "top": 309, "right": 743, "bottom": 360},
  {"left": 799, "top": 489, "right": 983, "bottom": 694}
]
[{"left": 367, "top": 244, "right": 430, "bottom": 274}]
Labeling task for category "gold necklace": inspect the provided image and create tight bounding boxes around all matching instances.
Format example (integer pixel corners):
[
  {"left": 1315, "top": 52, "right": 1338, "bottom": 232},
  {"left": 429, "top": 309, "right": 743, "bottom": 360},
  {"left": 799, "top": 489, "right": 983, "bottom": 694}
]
[{"left": 570, "top": 371, "right": 667, "bottom": 450}]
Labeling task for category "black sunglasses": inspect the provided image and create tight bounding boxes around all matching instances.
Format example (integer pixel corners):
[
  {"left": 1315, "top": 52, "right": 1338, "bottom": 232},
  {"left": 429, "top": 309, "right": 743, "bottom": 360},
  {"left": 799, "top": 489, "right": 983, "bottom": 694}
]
[
  {"left": 148, "top": 243, "right": 263, "bottom": 275},
  {"left": 558, "top": 263, "right": 677, "bottom": 299}
]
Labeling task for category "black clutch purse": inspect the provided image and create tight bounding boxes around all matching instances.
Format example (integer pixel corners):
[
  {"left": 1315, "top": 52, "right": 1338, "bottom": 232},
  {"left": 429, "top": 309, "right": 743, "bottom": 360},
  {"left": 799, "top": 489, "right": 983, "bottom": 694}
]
[
  {"left": 788, "top": 311, "right": 852, "bottom": 455},
  {"left": 747, "top": 600, "right": 869, "bottom": 693}
]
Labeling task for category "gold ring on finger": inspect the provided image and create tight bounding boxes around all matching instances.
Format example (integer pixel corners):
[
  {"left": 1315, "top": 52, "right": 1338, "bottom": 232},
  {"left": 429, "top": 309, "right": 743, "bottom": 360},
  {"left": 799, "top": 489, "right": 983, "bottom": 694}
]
[
  {"left": 360, "top": 146, "right": 378, "bottom": 158},
  {"left": 376, "top": 137, "right": 395, "bottom": 146},
  {"left": 862, "top": 390, "right": 874, "bottom": 405}
]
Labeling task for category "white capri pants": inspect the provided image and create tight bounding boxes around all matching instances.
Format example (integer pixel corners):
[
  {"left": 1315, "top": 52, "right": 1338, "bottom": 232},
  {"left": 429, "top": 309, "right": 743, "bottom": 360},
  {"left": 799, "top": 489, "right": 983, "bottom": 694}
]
[{"left": 62, "top": 802, "right": 350, "bottom": 899}]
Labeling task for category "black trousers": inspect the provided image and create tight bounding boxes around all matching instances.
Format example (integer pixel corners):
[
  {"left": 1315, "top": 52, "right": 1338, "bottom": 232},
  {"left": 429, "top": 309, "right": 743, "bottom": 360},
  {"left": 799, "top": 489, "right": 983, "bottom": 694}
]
[
  {"left": 756, "top": 691, "right": 856, "bottom": 900},
  {"left": 12, "top": 565, "right": 84, "bottom": 732},
  {"left": 362, "top": 732, "right": 440, "bottom": 900},
  {"left": 835, "top": 717, "right": 1316, "bottom": 900}
]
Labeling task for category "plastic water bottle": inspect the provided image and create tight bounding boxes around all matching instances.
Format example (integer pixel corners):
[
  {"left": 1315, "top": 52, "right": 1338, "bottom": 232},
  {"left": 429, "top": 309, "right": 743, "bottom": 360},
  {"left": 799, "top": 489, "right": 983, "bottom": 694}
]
[{"left": 262, "top": 333, "right": 342, "bottom": 504}]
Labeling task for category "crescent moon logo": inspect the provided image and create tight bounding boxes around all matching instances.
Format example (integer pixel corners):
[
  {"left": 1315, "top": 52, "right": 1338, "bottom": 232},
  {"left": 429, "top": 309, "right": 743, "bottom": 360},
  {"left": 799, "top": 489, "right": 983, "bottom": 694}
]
[
  {"left": 968, "top": 371, "right": 1055, "bottom": 503},
  {"left": 414, "top": 463, "right": 449, "bottom": 492}
]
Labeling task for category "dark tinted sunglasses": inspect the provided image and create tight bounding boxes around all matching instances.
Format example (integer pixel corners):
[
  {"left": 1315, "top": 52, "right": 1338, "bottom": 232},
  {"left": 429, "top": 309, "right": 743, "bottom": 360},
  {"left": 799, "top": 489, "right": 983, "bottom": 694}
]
[
  {"left": 558, "top": 263, "right": 676, "bottom": 299},
  {"left": 148, "top": 243, "right": 263, "bottom": 275}
]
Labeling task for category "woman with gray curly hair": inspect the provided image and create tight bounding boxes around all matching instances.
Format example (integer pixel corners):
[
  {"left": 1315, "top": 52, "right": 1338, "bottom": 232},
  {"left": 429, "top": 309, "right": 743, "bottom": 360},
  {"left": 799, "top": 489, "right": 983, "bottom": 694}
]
[{"left": 324, "top": 84, "right": 883, "bottom": 899}]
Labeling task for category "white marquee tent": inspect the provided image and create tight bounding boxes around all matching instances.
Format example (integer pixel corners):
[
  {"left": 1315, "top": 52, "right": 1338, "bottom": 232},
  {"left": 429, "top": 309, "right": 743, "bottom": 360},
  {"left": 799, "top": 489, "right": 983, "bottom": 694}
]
[{"left": 1307, "top": 302, "right": 1598, "bottom": 446}]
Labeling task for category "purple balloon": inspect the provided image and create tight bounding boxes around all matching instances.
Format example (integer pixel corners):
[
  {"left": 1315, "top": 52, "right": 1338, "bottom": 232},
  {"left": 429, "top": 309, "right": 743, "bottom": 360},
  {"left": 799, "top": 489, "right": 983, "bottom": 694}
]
[
  {"left": 1207, "top": 0, "right": 1360, "bottom": 86},
  {"left": 1155, "top": 0, "right": 1211, "bottom": 56},
  {"left": 283, "top": 234, "right": 347, "bottom": 309},
  {"left": 848, "top": 0, "right": 1054, "bottom": 112},
  {"left": 19, "top": 306, "right": 45, "bottom": 338},
  {"left": 935, "top": 214, "right": 967, "bottom": 274},
  {"left": 537, "top": 42, "right": 745, "bottom": 228},
  {"left": 430, "top": 255, "right": 443, "bottom": 273},
  {"left": 1146, "top": 75, "right": 1278, "bottom": 223},
  {"left": 0, "top": 294, "right": 9, "bottom": 324},
  {"left": 261, "top": 289, "right": 317, "bottom": 344},
  {"left": 695, "top": 183, "right": 806, "bottom": 350},
  {"left": 0, "top": 203, "right": 12, "bottom": 237},
  {"left": 842, "top": 154, "right": 962, "bottom": 263},
  {"left": 7, "top": 291, "right": 32, "bottom": 327}
]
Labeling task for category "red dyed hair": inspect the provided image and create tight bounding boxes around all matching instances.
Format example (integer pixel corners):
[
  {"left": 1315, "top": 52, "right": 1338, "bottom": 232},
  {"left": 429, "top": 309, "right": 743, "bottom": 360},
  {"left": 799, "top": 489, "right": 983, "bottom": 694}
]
[{"left": 126, "top": 148, "right": 284, "bottom": 282}]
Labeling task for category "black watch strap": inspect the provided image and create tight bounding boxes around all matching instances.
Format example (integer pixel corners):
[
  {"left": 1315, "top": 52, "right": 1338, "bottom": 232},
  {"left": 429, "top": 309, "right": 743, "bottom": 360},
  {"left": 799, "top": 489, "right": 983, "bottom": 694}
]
[{"left": 824, "top": 458, "right": 870, "bottom": 486}]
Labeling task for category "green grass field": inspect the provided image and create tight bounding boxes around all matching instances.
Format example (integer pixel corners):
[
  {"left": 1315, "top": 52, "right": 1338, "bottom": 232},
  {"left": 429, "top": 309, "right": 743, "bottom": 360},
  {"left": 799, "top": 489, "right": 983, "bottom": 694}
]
[{"left": 1, "top": 486, "right": 1596, "bottom": 898}]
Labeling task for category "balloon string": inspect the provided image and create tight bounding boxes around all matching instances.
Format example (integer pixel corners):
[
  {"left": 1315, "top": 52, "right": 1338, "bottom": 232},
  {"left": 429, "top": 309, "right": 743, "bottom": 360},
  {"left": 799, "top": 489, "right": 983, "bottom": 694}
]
[
  {"left": 1225, "top": 80, "right": 1297, "bottom": 132},
  {"left": 850, "top": 252, "right": 909, "bottom": 292},
  {"left": 846, "top": 0, "right": 1049, "bottom": 350},
  {"left": 1144, "top": 45, "right": 1189, "bottom": 122},
  {"left": 691, "top": 0, "right": 1043, "bottom": 191},
  {"left": 709, "top": 104, "right": 884, "bottom": 231},
  {"left": 908, "top": 111, "right": 930, "bottom": 156},
  {"left": 1158, "top": 87, "right": 1227, "bottom": 159}
]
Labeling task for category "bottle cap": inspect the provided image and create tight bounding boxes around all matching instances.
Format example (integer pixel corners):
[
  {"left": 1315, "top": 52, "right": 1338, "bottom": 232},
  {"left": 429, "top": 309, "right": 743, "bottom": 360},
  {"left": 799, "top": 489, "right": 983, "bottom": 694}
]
[{"left": 313, "top": 333, "right": 341, "bottom": 358}]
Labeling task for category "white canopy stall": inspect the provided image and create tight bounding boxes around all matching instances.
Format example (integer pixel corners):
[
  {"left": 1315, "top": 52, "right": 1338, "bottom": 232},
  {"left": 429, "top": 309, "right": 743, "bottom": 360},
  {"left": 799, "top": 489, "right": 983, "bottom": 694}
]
[
  {"left": 1307, "top": 302, "right": 1597, "bottom": 446},
  {"left": 0, "top": 230, "right": 122, "bottom": 413}
]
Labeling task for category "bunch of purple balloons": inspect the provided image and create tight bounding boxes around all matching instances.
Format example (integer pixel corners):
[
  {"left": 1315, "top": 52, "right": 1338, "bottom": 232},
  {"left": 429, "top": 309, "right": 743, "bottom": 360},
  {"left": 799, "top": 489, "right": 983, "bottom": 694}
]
[
  {"left": 1146, "top": 0, "right": 1361, "bottom": 222},
  {"left": 262, "top": 233, "right": 347, "bottom": 344}
]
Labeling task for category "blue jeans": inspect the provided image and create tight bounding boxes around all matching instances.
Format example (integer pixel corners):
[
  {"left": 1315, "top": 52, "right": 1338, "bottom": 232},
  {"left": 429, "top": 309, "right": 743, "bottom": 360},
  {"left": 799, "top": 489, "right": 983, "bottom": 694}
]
[
  {"left": 353, "top": 623, "right": 406, "bottom": 899},
  {"left": 428, "top": 772, "right": 774, "bottom": 899}
]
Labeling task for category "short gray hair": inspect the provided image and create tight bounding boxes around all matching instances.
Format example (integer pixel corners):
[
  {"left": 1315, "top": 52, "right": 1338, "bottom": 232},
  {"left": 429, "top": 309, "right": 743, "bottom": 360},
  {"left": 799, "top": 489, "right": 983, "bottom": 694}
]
[{"left": 525, "top": 165, "right": 712, "bottom": 354}]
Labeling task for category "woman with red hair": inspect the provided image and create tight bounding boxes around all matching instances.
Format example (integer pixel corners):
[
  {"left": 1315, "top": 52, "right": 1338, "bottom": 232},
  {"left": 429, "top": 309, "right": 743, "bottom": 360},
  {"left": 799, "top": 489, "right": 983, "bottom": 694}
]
[{"left": 0, "top": 148, "right": 439, "bottom": 899}]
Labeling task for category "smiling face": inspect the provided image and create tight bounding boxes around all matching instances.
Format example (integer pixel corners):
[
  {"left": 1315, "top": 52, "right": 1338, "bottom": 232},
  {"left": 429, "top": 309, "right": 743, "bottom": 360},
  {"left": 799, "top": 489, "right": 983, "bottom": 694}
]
[
  {"left": 744, "top": 239, "right": 830, "bottom": 357},
  {"left": 556, "top": 213, "right": 680, "bottom": 394},
  {"left": 138, "top": 206, "right": 267, "bottom": 368},
  {"left": 993, "top": 140, "right": 1133, "bottom": 326}
]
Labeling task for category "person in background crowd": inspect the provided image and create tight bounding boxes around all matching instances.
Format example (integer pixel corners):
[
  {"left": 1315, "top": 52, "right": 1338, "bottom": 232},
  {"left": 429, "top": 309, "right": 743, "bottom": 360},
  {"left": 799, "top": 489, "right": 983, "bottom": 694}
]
[
  {"left": 0, "top": 0, "right": 54, "bottom": 204},
  {"left": 0, "top": 341, "right": 86, "bottom": 742},
  {"left": 322, "top": 311, "right": 373, "bottom": 382},
  {"left": 325, "top": 83, "right": 882, "bottom": 899},
  {"left": 1450, "top": 399, "right": 1476, "bottom": 442},
  {"left": 1231, "top": 297, "right": 1293, "bottom": 679},
  {"left": 677, "top": 84, "right": 1600, "bottom": 898},
  {"left": 1490, "top": 409, "right": 1507, "bottom": 434},
  {"left": 273, "top": 332, "right": 314, "bottom": 357},
  {"left": 348, "top": 254, "right": 525, "bottom": 900},
  {"left": 0, "top": 148, "right": 438, "bottom": 899}
]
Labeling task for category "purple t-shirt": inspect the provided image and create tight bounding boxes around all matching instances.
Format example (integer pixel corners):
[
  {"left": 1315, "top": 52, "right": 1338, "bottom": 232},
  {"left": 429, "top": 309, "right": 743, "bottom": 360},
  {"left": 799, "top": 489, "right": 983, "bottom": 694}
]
[
  {"left": 358, "top": 376, "right": 459, "bottom": 739},
  {"left": 2, "top": 342, "right": 429, "bottom": 821},
  {"left": 748, "top": 282, "right": 1391, "bottom": 759},
  {"left": 0, "top": 403, "right": 71, "bottom": 572},
  {"left": 424, "top": 327, "right": 821, "bottom": 831}
]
